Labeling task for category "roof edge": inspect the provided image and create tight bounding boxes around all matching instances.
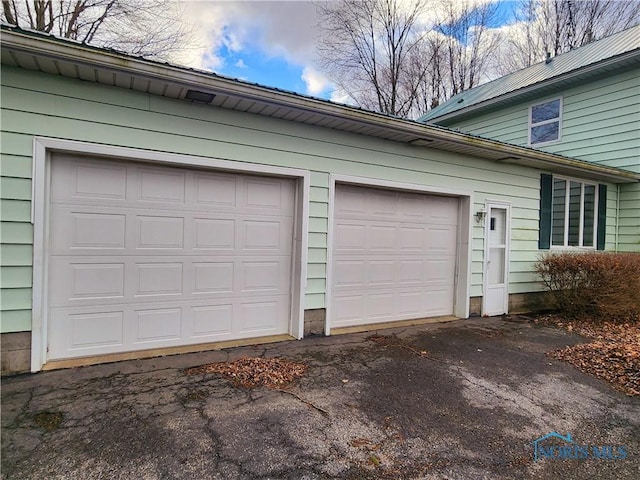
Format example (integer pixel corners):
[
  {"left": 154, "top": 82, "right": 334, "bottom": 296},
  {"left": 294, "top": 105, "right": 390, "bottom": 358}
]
[
  {"left": 1, "top": 26, "right": 639, "bottom": 185},
  {"left": 423, "top": 48, "right": 640, "bottom": 124}
]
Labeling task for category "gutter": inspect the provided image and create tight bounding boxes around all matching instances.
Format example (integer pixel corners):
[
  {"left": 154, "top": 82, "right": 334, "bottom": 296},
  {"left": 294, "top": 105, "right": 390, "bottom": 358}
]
[{"left": 2, "top": 27, "right": 639, "bottom": 185}]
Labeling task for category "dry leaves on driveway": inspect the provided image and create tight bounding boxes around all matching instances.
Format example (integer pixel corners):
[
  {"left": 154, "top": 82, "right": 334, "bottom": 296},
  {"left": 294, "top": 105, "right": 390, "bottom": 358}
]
[
  {"left": 185, "top": 356, "right": 307, "bottom": 388},
  {"left": 537, "top": 315, "right": 640, "bottom": 397}
]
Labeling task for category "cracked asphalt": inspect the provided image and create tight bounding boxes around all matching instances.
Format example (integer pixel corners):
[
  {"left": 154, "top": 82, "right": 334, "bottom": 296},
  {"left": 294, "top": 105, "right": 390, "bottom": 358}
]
[{"left": 2, "top": 317, "right": 639, "bottom": 479}]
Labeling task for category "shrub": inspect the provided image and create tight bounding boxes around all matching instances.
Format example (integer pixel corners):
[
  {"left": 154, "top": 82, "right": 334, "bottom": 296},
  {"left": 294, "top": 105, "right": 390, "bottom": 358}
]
[{"left": 535, "top": 252, "right": 640, "bottom": 321}]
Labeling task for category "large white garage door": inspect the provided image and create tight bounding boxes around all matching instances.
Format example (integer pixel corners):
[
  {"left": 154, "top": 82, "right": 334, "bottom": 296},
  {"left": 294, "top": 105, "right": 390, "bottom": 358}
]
[
  {"left": 47, "top": 154, "right": 296, "bottom": 360},
  {"left": 331, "top": 184, "right": 458, "bottom": 328}
]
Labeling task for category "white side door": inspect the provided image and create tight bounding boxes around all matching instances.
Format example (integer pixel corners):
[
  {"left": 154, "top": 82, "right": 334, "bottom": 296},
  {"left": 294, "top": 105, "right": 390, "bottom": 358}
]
[{"left": 482, "top": 203, "right": 510, "bottom": 316}]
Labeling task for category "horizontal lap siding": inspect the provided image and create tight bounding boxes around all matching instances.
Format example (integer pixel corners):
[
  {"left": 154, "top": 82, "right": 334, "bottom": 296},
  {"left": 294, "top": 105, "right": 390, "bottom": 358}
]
[
  {"left": 442, "top": 68, "right": 639, "bottom": 254},
  {"left": 1, "top": 125, "right": 34, "bottom": 331},
  {"left": 618, "top": 183, "right": 640, "bottom": 252},
  {"left": 0, "top": 66, "right": 605, "bottom": 332}
]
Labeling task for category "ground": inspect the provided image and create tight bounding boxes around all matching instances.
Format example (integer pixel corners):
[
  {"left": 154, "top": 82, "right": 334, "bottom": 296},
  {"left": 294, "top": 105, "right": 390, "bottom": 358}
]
[
  {"left": 2, "top": 317, "right": 639, "bottom": 479},
  {"left": 535, "top": 314, "right": 640, "bottom": 397}
]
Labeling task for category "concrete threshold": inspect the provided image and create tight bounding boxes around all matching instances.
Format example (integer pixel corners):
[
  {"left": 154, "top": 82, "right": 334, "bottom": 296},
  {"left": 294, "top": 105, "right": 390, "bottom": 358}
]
[
  {"left": 330, "top": 315, "right": 459, "bottom": 335},
  {"left": 42, "top": 334, "right": 295, "bottom": 371}
]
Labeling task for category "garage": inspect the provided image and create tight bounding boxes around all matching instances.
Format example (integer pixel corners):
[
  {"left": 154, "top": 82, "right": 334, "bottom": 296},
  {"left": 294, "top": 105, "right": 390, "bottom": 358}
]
[
  {"left": 46, "top": 153, "right": 298, "bottom": 361},
  {"left": 330, "top": 183, "right": 459, "bottom": 329}
]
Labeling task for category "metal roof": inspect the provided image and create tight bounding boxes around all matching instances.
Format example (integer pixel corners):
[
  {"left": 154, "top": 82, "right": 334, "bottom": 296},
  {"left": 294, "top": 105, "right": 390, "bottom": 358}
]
[
  {"left": 1, "top": 24, "right": 638, "bottom": 184},
  {"left": 420, "top": 24, "right": 640, "bottom": 123}
]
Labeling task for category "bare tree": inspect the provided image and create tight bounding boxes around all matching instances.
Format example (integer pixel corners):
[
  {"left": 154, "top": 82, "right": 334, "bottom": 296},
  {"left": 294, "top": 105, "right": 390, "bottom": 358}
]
[
  {"left": 316, "top": 0, "right": 502, "bottom": 118},
  {"left": 433, "top": 0, "right": 503, "bottom": 98},
  {"left": 497, "top": 0, "right": 640, "bottom": 74},
  {"left": 316, "top": 0, "right": 433, "bottom": 117},
  {"left": 1, "top": 0, "right": 194, "bottom": 59}
]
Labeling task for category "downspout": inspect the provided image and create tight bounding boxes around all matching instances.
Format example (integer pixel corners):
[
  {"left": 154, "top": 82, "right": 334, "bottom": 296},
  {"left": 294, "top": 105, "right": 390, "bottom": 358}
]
[{"left": 615, "top": 183, "right": 620, "bottom": 252}]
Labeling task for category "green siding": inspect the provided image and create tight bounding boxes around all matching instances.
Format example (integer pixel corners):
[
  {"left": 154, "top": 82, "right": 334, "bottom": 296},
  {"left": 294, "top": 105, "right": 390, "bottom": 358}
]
[
  {"left": 441, "top": 67, "right": 639, "bottom": 252},
  {"left": 0, "top": 222, "right": 33, "bottom": 244},
  {"left": 0, "top": 154, "right": 33, "bottom": 178},
  {"left": 0, "top": 65, "right": 626, "bottom": 332},
  {"left": 0, "top": 309, "right": 31, "bottom": 333},
  {"left": 0, "top": 177, "right": 31, "bottom": 200},
  {"left": 0, "top": 266, "right": 32, "bottom": 288}
]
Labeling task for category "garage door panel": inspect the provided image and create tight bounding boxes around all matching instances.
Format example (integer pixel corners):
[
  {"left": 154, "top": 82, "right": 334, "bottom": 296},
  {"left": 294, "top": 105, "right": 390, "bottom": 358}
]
[
  {"left": 191, "top": 304, "right": 233, "bottom": 338},
  {"left": 136, "top": 215, "right": 185, "bottom": 249},
  {"left": 49, "top": 257, "right": 126, "bottom": 306},
  {"left": 424, "top": 289, "right": 454, "bottom": 315},
  {"left": 51, "top": 157, "right": 128, "bottom": 203},
  {"left": 398, "top": 260, "right": 423, "bottom": 284},
  {"left": 134, "top": 307, "right": 183, "bottom": 343},
  {"left": 332, "top": 295, "right": 364, "bottom": 323},
  {"left": 193, "top": 218, "right": 235, "bottom": 250},
  {"left": 333, "top": 260, "right": 365, "bottom": 288},
  {"left": 332, "top": 184, "right": 458, "bottom": 328},
  {"left": 194, "top": 173, "right": 237, "bottom": 207},
  {"left": 399, "top": 226, "right": 425, "bottom": 250},
  {"left": 369, "top": 260, "right": 396, "bottom": 285},
  {"left": 134, "top": 262, "right": 184, "bottom": 297},
  {"left": 49, "top": 309, "right": 125, "bottom": 355},
  {"left": 193, "top": 262, "right": 234, "bottom": 294},
  {"left": 369, "top": 226, "right": 397, "bottom": 250},
  {"left": 366, "top": 293, "right": 394, "bottom": 319},
  {"left": 397, "top": 291, "right": 424, "bottom": 315},
  {"left": 369, "top": 190, "right": 397, "bottom": 217},
  {"left": 335, "top": 223, "right": 366, "bottom": 250},
  {"left": 47, "top": 155, "right": 295, "bottom": 361},
  {"left": 428, "top": 226, "right": 458, "bottom": 251}
]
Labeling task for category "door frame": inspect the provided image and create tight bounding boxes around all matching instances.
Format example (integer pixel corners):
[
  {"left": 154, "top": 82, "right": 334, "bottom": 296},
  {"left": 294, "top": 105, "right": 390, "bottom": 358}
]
[
  {"left": 481, "top": 200, "right": 511, "bottom": 316},
  {"left": 30, "top": 137, "right": 310, "bottom": 372},
  {"left": 325, "top": 174, "right": 473, "bottom": 335}
]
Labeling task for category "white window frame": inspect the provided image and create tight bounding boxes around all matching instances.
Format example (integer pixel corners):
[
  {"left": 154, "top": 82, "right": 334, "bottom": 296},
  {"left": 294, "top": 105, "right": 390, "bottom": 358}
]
[
  {"left": 550, "top": 175, "right": 599, "bottom": 249},
  {"left": 529, "top": 97, "right": 563, "bottom": 146}
]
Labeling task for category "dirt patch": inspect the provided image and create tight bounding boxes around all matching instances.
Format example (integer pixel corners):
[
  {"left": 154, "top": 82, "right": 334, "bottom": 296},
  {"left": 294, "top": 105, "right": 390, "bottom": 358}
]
[
  {"left": 536, "top": 314, "right": 640, "bottom": 396},
  {"left": 184, "top": 356, "right": 307, "bottom": 388},
  {"left": 366, "top": 334, "right": 433, "bottom": 358},
  {"left": 32, "top": 411, "right": 63, "bottom": 432}
]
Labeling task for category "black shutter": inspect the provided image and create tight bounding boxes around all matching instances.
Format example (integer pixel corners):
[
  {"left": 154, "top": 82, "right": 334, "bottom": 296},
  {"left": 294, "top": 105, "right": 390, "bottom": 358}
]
[
  {"left": 539, "top": 174, "right": 553, "bottom": 249},
  {"left": 597, "top": 184, "right": 607, "bottom": 250}
]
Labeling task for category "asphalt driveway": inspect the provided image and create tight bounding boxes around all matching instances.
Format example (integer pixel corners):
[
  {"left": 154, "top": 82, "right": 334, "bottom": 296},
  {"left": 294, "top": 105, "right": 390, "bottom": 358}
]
[{"left": 2, "top": 317, "right": 639, "bottom": 479}]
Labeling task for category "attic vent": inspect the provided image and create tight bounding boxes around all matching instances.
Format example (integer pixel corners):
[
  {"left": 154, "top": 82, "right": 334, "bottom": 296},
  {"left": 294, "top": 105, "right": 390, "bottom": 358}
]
[
  {"left": 410, "top": 138, "right": 434, "bottom": 146},
  {"left": 185, "top": 89, "right": 216, "bottom": 103}
]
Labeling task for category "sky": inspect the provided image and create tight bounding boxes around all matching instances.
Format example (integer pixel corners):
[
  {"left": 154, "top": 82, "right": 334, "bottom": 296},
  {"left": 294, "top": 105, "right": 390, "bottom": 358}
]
[{"left": 178, "top": 1, "right": 517, "bottom": 103}]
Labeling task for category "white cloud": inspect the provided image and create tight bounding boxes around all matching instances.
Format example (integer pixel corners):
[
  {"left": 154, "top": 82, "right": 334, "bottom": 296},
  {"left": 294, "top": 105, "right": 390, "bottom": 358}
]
[
  {"left": 235, "top": 58, "right": 248, "bottom": 69},
  {"left": 176, "top": 1, "right": 322, "bottom": 72},
  {"left": 329, "top": 88, "right": 353, "bottom": 106},
  {"left": 301, "top": 67, "right": 331, "bottom": 96}
]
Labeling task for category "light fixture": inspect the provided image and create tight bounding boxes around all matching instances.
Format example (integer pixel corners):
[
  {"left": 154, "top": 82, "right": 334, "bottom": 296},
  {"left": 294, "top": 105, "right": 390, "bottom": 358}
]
[{"left": 475, "top": 209, "right": 487, "bottom": 223}]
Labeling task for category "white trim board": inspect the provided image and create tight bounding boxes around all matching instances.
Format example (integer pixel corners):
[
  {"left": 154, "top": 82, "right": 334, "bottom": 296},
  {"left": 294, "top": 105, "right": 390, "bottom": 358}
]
[
  {"left": 325, "top": 174, "right": 472, "bottom": 335},
  {"left": 30, "top": 137, "right": 310, "bottom": 371}
]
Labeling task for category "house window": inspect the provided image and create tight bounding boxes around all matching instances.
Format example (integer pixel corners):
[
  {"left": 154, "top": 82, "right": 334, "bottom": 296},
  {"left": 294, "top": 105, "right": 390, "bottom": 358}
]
[
  {"left": 529, "top": 98, "right": 562, "bottom": 145},
  {"left": 539, "top": 173, "right": 606, "bottom": 250},
  {"left": 551, "top": 178, "right": 596, "bottom": 247}
]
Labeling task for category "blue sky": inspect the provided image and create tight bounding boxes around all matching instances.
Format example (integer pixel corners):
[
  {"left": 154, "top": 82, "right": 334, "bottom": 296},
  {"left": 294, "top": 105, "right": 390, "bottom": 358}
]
[{"left": 180, "top": 1, "right": 517, "bottom": 102}]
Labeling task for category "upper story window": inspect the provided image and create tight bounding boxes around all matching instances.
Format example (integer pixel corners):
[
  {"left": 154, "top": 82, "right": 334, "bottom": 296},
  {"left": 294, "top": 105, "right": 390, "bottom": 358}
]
[{"left": 529, "top": 98, "right": 562, "bottom": 145}]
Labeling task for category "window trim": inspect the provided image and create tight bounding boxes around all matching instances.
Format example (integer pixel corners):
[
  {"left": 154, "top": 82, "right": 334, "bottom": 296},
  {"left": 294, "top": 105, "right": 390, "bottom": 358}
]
[
  {"left": 550, "top": 175, "right": 598, "bottom": 249},
  {"left": 528, "top": 97, "right": 563, "bottom": 146}
]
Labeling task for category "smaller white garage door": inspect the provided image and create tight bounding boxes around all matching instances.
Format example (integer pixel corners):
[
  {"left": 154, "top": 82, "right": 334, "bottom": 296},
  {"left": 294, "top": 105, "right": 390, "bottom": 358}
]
[
  {"left": 47, "top": 154, "right": 296, "bottom": 360},
  {"left": 331, "top": 184, "right": 459, "bottom": 328}
]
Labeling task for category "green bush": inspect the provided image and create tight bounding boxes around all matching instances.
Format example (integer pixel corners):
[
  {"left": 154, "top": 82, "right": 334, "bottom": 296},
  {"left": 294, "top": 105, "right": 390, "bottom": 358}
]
[{"left": 535, "top": 252, "right": 640, "bottom": 320}]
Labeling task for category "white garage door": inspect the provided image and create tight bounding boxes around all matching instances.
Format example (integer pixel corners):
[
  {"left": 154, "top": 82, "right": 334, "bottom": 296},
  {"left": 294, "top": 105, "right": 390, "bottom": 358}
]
[
  {"left": 331, "top": 184, "right": 458, "bottom": 328},
  {"left": 47, "top": 154, "right": 296, "bottom": 360}
]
